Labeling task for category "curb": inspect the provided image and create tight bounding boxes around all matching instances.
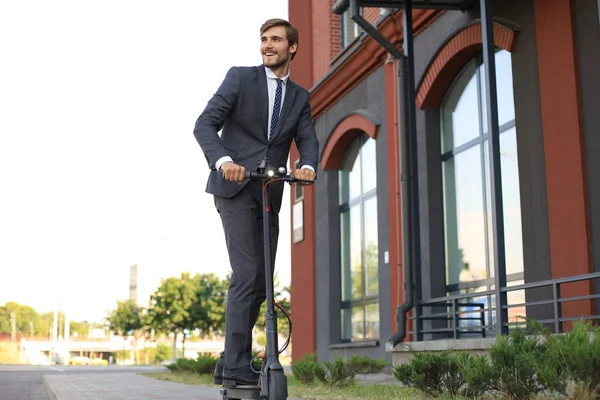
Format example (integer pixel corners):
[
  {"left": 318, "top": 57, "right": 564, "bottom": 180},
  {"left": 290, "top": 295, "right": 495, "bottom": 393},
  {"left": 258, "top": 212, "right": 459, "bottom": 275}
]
[{"left": 42, "top": 376, "right": 61, "bottom": 400}]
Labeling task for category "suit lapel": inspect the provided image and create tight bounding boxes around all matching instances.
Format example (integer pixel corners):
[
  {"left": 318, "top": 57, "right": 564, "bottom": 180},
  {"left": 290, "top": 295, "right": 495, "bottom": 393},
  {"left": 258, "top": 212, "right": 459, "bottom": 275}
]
[
  {"left": 256, "top": 67, "right": 269, "bottom": 138},
  {"left": 270, "top": 80, "right": 297, "bottom": 142}
]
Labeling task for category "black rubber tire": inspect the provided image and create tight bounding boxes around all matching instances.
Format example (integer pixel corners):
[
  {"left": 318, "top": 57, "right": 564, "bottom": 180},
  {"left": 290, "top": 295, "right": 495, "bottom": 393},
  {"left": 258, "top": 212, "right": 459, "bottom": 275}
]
[{"left": 267, "top": 370, "right": 288, "bottom": 400}]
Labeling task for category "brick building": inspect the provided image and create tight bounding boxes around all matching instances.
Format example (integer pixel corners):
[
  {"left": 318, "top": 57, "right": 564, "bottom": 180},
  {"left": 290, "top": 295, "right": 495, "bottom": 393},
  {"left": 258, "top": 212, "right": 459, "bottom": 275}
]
[{"left": 286, "top": 0, "right": 600, "bottom": 363}]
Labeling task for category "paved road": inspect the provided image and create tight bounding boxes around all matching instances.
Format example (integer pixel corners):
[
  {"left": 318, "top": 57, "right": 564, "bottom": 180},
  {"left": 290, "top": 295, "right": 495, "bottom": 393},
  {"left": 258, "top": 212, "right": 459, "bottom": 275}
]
[
  {"left": 44, "top": 372, "right": 224, "bottom": 400},
  {"left": 0, "top": 365, "right": 172, "bottom": 400},
  {"left": 0, "top": 369, "right": 50, "bottom": 400},
  {"left": 0, "top": 365, "right": 320, "bottom": 399}
]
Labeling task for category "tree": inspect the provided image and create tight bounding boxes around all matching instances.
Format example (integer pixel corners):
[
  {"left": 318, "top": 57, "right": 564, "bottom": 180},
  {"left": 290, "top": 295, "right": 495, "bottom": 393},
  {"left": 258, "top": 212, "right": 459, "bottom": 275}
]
[
  {"left": 0, "top": 302, "right": 100, "bottom": 340},
  {"left": 146, "top": 273, "right": 200, "bottom": 356},
  {"left": 69, "top": 321, "right": 90, "bottom": 339},
  {"left": 195, "top": 273, "right": 228, "bottom": 337},
  {"left": 254, "top": 274, "right": 292, "bottom": 346},
  {"left": 0, "top": 302, "right": 42, "bottom": 338},
  {"left": 106, "top": 300, "right": 143, "bottom": 336}
]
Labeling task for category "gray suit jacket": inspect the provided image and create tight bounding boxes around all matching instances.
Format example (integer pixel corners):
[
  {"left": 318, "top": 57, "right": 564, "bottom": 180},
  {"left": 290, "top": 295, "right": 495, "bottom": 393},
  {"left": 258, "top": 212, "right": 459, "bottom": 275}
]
[{"left": 193, "top": 65, "right": 319, "bottom": 213}]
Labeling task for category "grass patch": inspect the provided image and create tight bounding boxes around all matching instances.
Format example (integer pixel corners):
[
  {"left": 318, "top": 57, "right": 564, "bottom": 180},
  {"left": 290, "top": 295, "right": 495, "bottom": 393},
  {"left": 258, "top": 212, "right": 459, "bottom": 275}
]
[
  {"left": 287, "top": 375, "right": 419, "bottom": 400},
  {"left": 143, "top": 371, "right": 417, "bottom": 399},
  {"left": 142, "top": 371, "right": 217, "bottom": 387}
]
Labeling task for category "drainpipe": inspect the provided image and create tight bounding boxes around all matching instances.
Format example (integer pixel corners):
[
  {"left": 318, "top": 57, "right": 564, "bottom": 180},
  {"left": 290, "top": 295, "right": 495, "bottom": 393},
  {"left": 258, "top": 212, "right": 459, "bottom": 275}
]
[{"left": 332, "top": 0, "right": 419, "bottom": 350}]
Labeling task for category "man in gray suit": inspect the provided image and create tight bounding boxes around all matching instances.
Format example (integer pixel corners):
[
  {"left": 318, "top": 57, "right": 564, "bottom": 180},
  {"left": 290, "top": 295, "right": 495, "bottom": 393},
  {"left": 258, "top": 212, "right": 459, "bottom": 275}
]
[{"left": 193, "top": 18, "right": 319, "bottom": 386}]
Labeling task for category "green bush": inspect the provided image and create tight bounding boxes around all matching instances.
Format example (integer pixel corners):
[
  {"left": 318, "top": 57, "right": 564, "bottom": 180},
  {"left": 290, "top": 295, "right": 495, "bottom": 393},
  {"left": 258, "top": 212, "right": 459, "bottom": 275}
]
[
  {"left": 291, "top": 353, "right": 386, "bottom": 387},
  {"left": 488, "top": 326, "right": 566, "bottom": 399},
  {"left": 320, "top": 355, "right": 356, "bottom": 387},
  {"left": 348, "top": 354, "right": 387, "bottom": 374},
  {"left": 291, "top": 353, "right": 324, "bottom": 385},
  {"left": 151, "top": 343, "right": 172, "bottom": 364},
  {"left": 532, "top": 319, "right": 600, "bottom": 399},
  {"left": 456, "top": 351, "right": 495, "bottom": 399},
  {"left": 165, "top": 355, "right": 218, "bottom": 375},
  {"left": 393, "top": 350, "right": 468, "bottom": 397},
  {"left": 393, "top": 324, "right": 568, "bottom": 399},
  {"left": 193, "top": 354, "right": 218, "bottom": 375},
  {"left": 171, "top": 357, "right": 195, "bottom": 372}
]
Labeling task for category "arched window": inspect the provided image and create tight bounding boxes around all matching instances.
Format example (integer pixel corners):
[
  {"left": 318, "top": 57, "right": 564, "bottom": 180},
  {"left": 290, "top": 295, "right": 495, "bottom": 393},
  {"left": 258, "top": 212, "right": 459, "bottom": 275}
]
[
  {"left": 441, "top": 49, "right": 525, "bottom": 324},
  {"left": 338, "top": 134, "right": 379, "bottom": 341}
]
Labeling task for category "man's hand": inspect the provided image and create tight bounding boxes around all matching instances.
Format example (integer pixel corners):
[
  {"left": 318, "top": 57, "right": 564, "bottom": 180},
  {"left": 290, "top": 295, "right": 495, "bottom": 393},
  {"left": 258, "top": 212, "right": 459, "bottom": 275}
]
[
  {"left": 293, "top": 168, "right": 316, "bottom": 186},
  {"left": 220, "top": 161, "right": 246, "bottom": 184}
]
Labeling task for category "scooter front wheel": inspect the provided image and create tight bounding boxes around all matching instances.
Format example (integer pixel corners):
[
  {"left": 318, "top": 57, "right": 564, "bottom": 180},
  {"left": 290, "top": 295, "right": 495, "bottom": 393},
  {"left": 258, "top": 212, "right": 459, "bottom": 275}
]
[{"left": 267, "top": 369, "right": 288, "bottom": 400}]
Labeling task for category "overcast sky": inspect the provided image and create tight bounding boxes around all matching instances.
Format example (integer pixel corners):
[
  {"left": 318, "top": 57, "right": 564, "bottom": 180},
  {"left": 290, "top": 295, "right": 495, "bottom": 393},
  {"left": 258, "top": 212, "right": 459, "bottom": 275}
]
[{"left": 0, "top": 0, "right": 292, "bottom": 323}]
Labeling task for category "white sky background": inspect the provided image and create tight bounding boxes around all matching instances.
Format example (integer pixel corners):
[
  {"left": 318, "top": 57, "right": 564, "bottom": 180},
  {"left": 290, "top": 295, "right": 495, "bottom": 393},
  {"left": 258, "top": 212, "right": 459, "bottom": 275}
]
[{"left": 0, "top": 0, "right": 292, "bottom": 323}]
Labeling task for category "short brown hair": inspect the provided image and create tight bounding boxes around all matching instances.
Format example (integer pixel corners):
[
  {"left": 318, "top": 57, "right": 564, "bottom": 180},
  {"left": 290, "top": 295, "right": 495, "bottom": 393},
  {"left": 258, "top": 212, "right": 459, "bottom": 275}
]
[{"left": 260, "top": 18, "right": 299, "bottom": 60}]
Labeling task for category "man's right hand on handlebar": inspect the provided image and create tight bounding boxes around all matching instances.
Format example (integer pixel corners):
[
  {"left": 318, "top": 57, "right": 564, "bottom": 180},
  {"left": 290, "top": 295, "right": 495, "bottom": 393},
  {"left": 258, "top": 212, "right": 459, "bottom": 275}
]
[{"left": 220, "top": 161, "right": 246, "bottom": 184}]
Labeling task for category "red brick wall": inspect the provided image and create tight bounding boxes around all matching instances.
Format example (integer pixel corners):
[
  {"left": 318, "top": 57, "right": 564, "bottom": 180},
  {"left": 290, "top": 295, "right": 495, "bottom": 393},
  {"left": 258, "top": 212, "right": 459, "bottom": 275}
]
[
  {"left": 312, "top": 0, "right": 338, "bottom": 85},
  {"left": 331, "top": 8, "right": 342, "bottom": 56},
  {"left": 364, "top": 7, "right": 382, "bottom": 25},
  {"left": 311, "top": 4, "right": 383, "bottom": 86}
]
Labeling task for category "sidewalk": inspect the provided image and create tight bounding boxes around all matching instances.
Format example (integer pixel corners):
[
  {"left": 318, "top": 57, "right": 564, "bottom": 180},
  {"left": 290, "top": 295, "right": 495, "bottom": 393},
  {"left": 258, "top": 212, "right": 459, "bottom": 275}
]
[
  {"left": 42, "top": 367, "right": 398, "bottom": 399},
  {"left": 43, "top": 373, "right": 223, "bottom": 400}
]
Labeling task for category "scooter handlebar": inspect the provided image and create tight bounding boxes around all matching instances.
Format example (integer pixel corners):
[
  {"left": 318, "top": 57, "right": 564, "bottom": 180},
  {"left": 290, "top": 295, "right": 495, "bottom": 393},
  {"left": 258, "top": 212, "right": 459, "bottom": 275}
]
[{"left": 245, "top": 167, "right": 314, "bottom": 184}]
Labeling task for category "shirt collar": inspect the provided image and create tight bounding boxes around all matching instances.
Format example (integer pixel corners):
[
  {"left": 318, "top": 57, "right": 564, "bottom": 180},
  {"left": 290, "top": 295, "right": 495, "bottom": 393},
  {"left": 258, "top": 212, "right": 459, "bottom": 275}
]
[{"left": 265, "top": 66, "right": 289, "bottom": 83}]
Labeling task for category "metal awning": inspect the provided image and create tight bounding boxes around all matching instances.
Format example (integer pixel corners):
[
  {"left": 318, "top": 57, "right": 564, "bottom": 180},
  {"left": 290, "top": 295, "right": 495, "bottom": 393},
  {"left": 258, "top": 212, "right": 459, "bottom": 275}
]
[{"left": 333, "top": 0, "right": 474, "bottom": 13}]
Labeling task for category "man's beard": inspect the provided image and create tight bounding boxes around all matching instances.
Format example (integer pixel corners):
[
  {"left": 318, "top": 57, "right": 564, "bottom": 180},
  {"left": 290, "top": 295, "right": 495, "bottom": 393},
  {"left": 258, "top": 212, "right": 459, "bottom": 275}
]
[{"left": 265, "top": 53, "right": 289, "bottom": 69}]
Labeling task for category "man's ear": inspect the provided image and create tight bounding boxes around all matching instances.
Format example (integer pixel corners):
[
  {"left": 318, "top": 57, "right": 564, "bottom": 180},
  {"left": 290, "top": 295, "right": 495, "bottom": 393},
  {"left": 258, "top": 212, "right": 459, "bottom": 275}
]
[{"left": 289, "top": 42, "right": 298, "bottom": 56}]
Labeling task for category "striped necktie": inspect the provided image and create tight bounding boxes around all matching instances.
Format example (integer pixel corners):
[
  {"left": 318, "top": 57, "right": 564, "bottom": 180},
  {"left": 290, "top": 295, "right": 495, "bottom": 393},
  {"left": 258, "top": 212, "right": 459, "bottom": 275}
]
[{"left": 269, "top": 78, "right": 283, "bottom": 140}]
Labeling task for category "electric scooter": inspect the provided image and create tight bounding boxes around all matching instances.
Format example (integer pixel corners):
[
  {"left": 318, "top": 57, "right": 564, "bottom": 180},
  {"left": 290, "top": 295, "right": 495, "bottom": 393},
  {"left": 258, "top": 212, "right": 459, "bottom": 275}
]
[{"left": 220, "top": 160, "right": 313, "bottom": 400}]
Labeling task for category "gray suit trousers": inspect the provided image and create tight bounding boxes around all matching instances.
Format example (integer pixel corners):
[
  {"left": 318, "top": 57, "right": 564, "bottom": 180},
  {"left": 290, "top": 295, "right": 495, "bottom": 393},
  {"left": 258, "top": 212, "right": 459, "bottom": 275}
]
[{"left": 214, "top": 181, "right": 279, "bottom": 370}]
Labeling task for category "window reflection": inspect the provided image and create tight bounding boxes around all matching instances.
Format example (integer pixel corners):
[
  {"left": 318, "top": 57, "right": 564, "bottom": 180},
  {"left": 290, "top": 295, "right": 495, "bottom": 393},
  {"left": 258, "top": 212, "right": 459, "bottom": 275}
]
[
  {"left": 364, "top": 197, "right": 379, "bottom": 297},
  {"left": 441, "top": 50, "right": 524, "bottom": 322},
  {"left": 443, "top": 145, "right": 488, "bottom": 285},
  {"left": 339, "top": 134, "right": 379, "bottom": 342},
  {"left": 442, "top": 63, "right": 479, "bottom": 152}
]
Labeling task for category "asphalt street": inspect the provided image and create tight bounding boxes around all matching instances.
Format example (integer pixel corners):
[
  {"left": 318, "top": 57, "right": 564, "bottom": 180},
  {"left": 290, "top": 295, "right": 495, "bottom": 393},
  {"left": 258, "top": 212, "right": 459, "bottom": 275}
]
[
  {"left": 0, "top": 369, "right": 51, "bottom": 400},
  {"left": 0, "top": 365, "right": 169, "bottom": 400}
]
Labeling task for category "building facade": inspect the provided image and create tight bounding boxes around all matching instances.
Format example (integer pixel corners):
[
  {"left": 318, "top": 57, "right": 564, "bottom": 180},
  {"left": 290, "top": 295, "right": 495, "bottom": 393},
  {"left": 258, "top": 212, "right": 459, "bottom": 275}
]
[{"left": 287, "top": 0, "right": 600, "bottom": 363}]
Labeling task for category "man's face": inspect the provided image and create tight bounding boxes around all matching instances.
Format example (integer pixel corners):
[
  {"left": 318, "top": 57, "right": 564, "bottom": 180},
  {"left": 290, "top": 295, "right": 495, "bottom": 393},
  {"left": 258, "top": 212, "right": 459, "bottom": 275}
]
[{"left": 260, "top": 26, "right": 297, "bottom": 69}]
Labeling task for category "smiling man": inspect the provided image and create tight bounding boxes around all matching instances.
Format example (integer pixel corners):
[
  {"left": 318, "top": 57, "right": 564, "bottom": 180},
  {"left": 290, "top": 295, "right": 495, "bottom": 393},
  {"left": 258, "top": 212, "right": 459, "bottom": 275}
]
[{"left": 192, "top": 18, "right": 319, "bottom": 387}]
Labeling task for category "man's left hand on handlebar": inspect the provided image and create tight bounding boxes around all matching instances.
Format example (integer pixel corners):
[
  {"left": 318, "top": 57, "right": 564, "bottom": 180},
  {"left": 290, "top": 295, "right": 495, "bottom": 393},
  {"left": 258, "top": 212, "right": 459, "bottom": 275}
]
[{"left": 293, "top": 168, "right": 316, "bottom": 186}]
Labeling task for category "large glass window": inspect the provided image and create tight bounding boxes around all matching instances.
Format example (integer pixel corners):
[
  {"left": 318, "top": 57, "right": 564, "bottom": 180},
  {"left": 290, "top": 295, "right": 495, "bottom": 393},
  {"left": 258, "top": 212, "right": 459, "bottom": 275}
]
[
  {"left": 339, "top": 134, "right": 379, "bottom": 342},
  {"left": 441, "top": 50, "right": 525, "bottom": 327}
]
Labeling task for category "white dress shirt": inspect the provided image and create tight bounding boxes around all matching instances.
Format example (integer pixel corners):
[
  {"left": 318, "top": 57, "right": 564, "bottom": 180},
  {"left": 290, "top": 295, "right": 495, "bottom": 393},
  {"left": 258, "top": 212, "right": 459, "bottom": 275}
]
[{"left": 215, "top": 67, "right": 314, "bottom": 173}]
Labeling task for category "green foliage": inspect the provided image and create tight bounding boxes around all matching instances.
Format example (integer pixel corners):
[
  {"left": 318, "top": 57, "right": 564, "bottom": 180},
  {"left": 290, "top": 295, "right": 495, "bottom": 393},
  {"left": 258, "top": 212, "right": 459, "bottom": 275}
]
[
  {"left": 320, "top": 355, "right": 356, "bottom": 387},
  {"left": 195, "top": 273, "right": 227, "bottom": 336},
  {"left": 151, "top": 343, "right": 172, "bottom": 364},
  {"left": 393, "top": 350, "right": 467, "bottom": 398},
  {"left": 253, "top": 273, "right": 291, "bottom": 339},
  {"left": 488, "top": 325, "right": 565, "bottom": 399},
  {"left": 348, "top": 354, "right": 387, "bottom": 374},
  {"left": 0, "top": 302, "right": 46, "bottom": 337},
  {"left": 455, "top": 351, "right": 495, "bottom": 398},
  {"left": 165, "top": 355, "right": 218, "bottom": 375},
  {"left": 530, "top": 318, "right": 600, "bottom": 399},
  {"left": 106, "top": 299, "right": 143, "bottom": 336},
  {"left": 291, "top": 354, "right": 324, "bottom": 385},
  {"left": 393, "top": 319, "right": 579, "bottom": 399},
  {"left": 192, "top": 354, "right": 219, "bottom": 374},
  {"left": 291, "top": 353, "right": 388, "bottom": 388},
  {"left": 146, "top": 273, "right": 198, "bottom": 335},
  {"left": 0, "top": 301, "right": 97, "bottom": 339},
  {"left": 146, "top": 272, "right": 228, "bottom": 339}
]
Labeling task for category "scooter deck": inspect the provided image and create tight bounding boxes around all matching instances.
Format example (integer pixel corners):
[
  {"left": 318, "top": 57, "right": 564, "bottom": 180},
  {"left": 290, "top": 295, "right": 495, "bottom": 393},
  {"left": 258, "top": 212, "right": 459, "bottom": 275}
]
[{"left": 220, "top": 384, "right": 261, "bottom": 400}]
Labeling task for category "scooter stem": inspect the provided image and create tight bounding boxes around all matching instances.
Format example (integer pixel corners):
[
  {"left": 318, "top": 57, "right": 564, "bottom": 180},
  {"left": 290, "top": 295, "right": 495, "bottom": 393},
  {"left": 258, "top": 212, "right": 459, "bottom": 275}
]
[{"left": 261, "top": 182, "right": 281, "bottom": 368}]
